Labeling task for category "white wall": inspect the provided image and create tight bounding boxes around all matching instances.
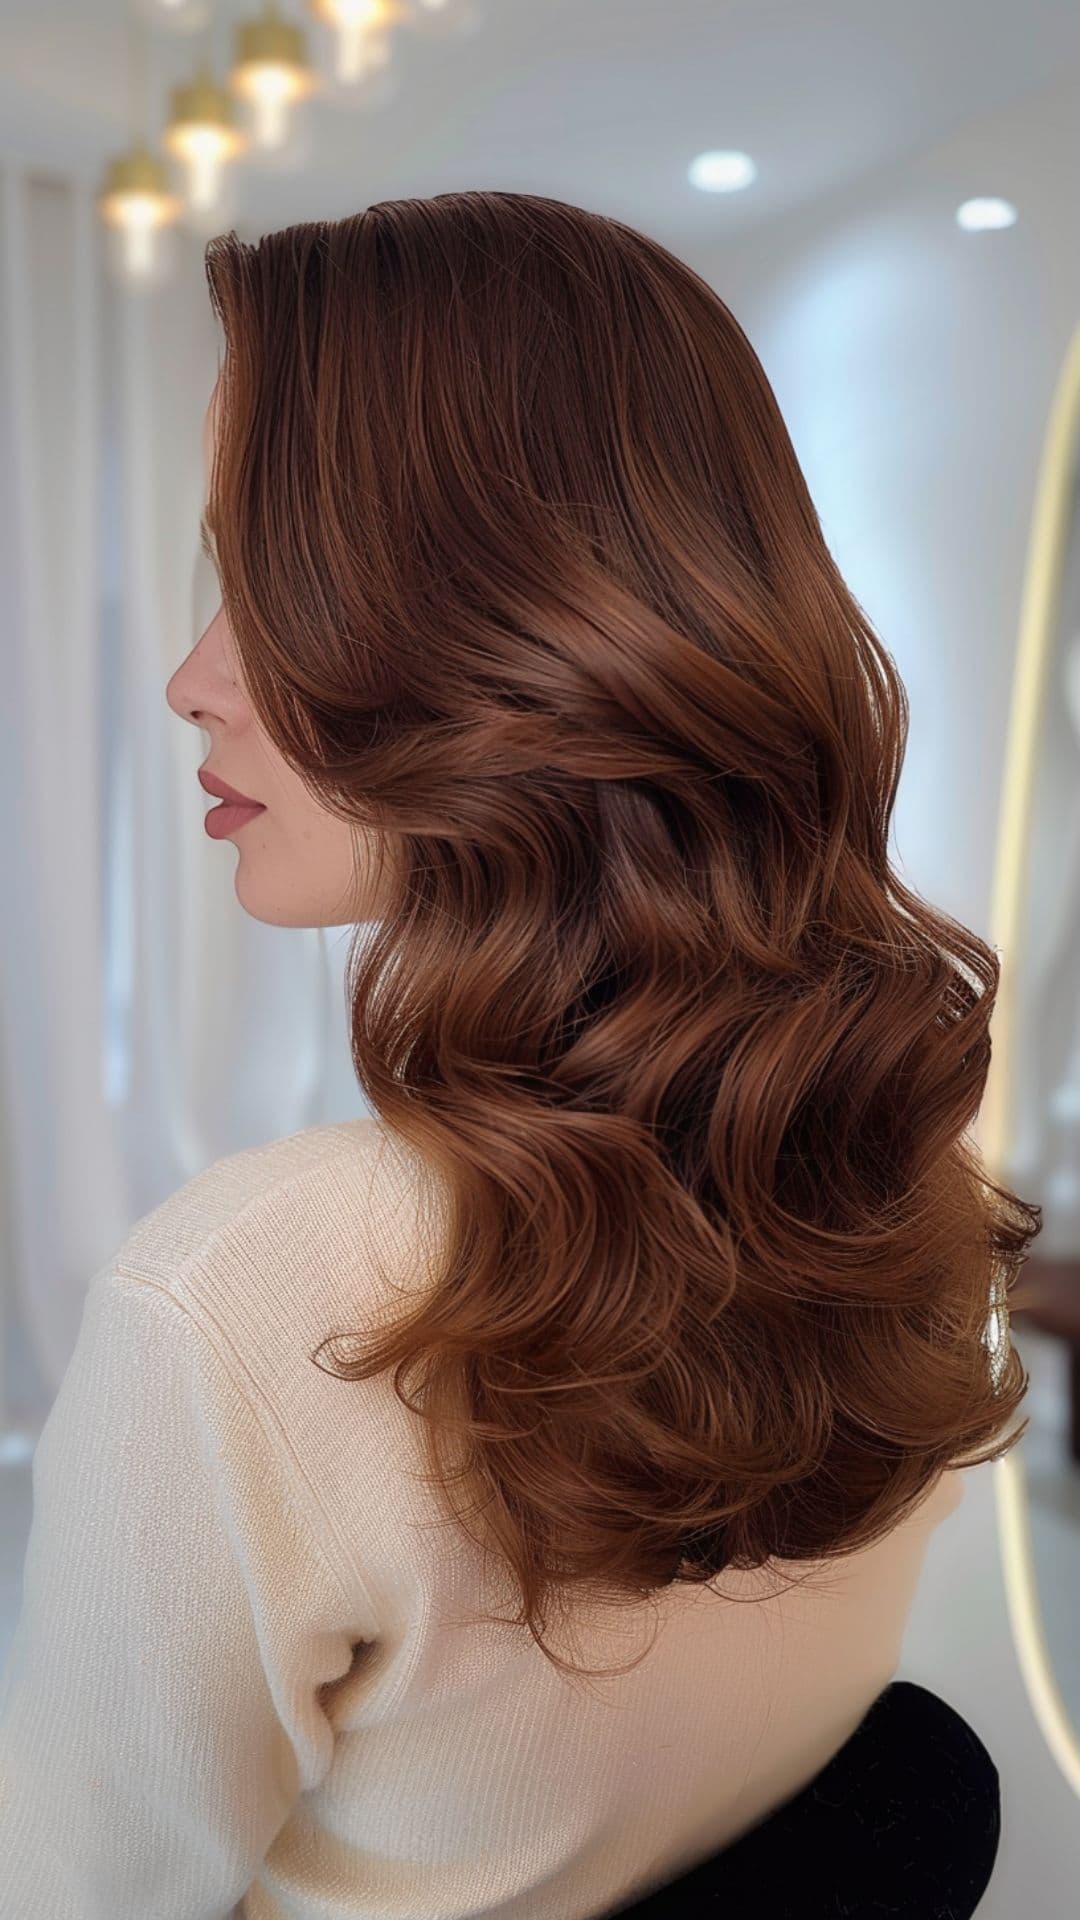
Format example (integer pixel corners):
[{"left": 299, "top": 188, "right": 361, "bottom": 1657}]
[{"left": 681, "top": 63, "right": 1080, "bottom": 945}]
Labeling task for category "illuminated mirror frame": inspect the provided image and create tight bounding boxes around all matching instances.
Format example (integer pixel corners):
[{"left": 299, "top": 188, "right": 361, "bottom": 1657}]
[{"left": 977, "top": 321, "right": 1080, "bottom": 1799}]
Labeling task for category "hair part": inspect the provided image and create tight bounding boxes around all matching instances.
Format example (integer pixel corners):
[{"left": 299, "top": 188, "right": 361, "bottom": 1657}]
[{"left": 203, "top": 190, "right": 1039, "bottom": 1685}]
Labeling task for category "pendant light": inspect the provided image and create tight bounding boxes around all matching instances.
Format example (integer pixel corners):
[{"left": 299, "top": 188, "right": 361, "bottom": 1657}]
[
  {"left": 97, "top": 13, "right": 180, "bottom": 286},
  {"left": 232, "top": 4, "right": 318, "bottom": 151},
  {"left": 99, "top": 142, "right": 182, "bottom": 285},
  {"left": 307, "top": 1, "right": 407, "bottom": 88},
  {"left": 164, "top": 58, "right": 248, "bottom": 214}
]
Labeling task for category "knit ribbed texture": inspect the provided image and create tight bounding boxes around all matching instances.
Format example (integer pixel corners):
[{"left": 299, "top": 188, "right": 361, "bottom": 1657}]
[{"left": 0, "top": 1116, "right": 967, "bottom": 1919}]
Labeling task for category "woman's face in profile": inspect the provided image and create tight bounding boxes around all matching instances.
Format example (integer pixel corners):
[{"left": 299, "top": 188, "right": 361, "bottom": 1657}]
[{"left": 166, "top": 381, "right": 384, "bottom": 929}]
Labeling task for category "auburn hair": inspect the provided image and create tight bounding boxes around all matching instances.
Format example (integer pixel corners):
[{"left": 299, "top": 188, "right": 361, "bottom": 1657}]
[{"left": 203, "top": 191, "right": 1039, "bottom": 1684}]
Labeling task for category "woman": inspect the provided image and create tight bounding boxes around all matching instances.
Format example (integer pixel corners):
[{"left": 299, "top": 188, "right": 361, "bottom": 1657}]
[{"left": 0, "top": 191, "right": 1037, "bottom": 1919}]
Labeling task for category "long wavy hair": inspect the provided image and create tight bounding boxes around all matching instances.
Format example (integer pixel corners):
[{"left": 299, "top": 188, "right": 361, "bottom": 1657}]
[{"left": 203, "top": 191, "right": 1039, "bottom": 1683}]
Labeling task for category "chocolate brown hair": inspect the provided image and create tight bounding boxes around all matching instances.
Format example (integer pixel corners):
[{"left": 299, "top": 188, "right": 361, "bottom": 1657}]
[{"left": 204, "top": 192, "right": 1038, "bottom": 1682}]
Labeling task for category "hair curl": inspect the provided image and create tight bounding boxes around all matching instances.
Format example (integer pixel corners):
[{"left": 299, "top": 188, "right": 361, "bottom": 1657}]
[{"left": 203, "top": 191, "right": 1039, "bottom": 1684}]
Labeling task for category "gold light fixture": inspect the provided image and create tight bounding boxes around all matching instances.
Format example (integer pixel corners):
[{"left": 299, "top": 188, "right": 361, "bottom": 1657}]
[
  {"left": 98, "top": 10, "right": 182, "bottom": 286},
  {"left": 98, "top": 140, "right": 181, "bottom": 286},
  {"left": 232, "top": 4, "right": 318, "bottom": 150},
  {"left": 164, "top": 60, "right": 248, "bottom": 213},
  {"left": 307, "top": 0, "right": 407, "bottom": 87}
]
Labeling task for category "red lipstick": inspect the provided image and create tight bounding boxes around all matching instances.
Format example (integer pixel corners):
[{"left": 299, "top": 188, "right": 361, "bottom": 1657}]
[
  {"left": 198, "top": 767, "right": 266, "bottom": 839},
  {"left": 198, "top": 768, "right": 261, "bottom": 807}
]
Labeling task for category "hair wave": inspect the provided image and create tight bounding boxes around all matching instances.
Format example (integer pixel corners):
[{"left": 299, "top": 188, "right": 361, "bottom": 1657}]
[{"left": 203, "top": 191, "right": 1039, "bottom": 1682}]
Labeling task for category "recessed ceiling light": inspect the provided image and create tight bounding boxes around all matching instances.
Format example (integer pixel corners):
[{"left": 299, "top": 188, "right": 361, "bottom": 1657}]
[
  {"left": 956, "top": 197, "right": 1018, "bottom": 231},
  {"left": 687, "top": 151, "right": 758, "bottom": 194}
]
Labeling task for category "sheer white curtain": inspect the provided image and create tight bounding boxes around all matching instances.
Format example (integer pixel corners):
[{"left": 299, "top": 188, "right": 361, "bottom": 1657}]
[{"left": 0, "top": 160, "right": 366, "bottom": 1437}]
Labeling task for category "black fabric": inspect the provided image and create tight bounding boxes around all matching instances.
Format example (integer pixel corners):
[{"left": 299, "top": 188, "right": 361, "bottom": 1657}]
[{"left": 599, "top": 1681, "right": 1001, "bottom": 1919}]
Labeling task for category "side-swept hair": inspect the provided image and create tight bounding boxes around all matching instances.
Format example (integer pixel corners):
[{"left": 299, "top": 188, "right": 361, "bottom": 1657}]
[{"left": 204, "top": 191, "right": 1038, "bottom": 1682}]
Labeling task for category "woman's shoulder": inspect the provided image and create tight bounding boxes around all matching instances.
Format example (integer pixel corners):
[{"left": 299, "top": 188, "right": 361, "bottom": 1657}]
[{"left": 111, "top": 1115, "right": 400, "bottom": 1292}]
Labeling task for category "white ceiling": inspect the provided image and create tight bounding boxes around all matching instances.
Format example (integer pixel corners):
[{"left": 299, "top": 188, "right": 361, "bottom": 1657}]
[{"left": 1, "top": 0, "right": 1079, "bottom": 250}]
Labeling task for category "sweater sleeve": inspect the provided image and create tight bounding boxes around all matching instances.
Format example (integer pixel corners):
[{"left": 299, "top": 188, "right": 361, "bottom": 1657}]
[{"left": 0, "top": 1264, "right": 366, "bottom": 1920}]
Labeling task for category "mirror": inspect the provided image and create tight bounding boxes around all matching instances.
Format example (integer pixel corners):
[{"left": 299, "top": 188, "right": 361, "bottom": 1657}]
[{"left": 978, "top": 318, "right": 1080, "bottom": 1799}]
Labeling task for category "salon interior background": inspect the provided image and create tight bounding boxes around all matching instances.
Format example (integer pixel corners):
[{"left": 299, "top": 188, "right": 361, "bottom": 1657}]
[{"left": 3, "top": 4, "right": 1080, "bottom": 1914}]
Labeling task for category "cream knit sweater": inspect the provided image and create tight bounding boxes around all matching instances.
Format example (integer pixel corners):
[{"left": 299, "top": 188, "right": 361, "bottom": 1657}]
[{"left": 0, "top": 1115, "right": 966, "bottom": 1919}]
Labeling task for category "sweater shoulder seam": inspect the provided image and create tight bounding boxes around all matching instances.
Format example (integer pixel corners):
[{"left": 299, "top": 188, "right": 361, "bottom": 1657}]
[{"left": 105, "top": 1262, "right": 383, "bottom": 1643}]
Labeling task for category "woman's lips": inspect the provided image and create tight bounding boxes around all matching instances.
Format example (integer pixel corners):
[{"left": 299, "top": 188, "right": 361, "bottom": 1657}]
[
  {"left": 203, "top": 799, "right": 266, "bottom": 840},
  {"left": 197, "top": 769, "right": 266, "bottom": 839},
  {"left": 198, "top": 767, "right": 261, "bottom": 807}
]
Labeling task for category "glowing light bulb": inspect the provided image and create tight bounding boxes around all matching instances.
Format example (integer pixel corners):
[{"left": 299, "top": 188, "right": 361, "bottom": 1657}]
[
  {"left": 178, "top": 127, "right": 230, "bottom": 209},
  {"left": 233, "top": 7, "right": 316, "bottom": 151},
  {"left": 250, "top": 67, "right": 294, "bottom": 145},
  {"left": 956, "top": 197, "right": 1018, "bottom": 232},
  {"left": 687, "top": 150, "right": 757, "bottom": 194},
  {"left": 308, "top": 0, "right": 397, "bottom": 87},
  {"left": 259, "top": 67, "right": 297, "bottom": 142},
  {"left": 164, "top": 64, "right": 247, "bottom": 215},
  {"left": 98, "top": 143, "right": 180, "bottom": 287},
  {"left": 337, "top": 7, "right": 381, "bottom": 83},
  {"left": 106, "top": 203, "right": 162, "bottom": 283}
]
